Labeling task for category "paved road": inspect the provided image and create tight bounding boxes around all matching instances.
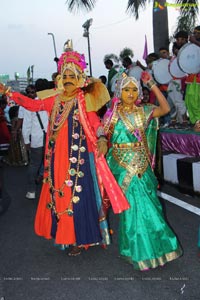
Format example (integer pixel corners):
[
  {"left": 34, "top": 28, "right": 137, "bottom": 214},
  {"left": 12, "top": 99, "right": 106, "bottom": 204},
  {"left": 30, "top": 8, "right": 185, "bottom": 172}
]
[{"left": 0, "top": 164, "right": 200, "bottom": 300}]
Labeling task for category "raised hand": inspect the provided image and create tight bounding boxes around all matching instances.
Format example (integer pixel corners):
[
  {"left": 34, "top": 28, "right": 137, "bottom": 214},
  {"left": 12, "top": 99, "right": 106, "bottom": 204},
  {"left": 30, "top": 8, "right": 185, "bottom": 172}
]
[
  {"left": 141, "top": 71, "right": 152, "bottom": 84},
  {"left": 0, "top": 82, "right": 11, "bottom": 95},
  {"left": 0, "top": 82, "right": 6, "bottom": 94}
]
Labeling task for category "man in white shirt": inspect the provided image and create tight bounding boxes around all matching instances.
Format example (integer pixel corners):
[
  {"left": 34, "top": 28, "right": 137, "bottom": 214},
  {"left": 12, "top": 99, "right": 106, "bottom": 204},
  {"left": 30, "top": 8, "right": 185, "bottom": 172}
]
[{"left": 22, "top": 85, "right": 48, "bottom": 199}]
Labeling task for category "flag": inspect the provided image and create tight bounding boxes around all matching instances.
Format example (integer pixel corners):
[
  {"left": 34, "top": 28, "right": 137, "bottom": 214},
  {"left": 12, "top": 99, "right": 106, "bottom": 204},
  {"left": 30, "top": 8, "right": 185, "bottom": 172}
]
[
  {"left": 142, "top": 35, "right": 148, "bottom": 60},
  {"left": 30, "top": 65, "right": 34, "bottom": 83}
]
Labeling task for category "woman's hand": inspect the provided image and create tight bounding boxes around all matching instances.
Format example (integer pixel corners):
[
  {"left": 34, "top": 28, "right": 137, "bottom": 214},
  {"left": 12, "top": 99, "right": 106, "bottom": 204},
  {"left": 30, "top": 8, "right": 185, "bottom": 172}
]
[
  {"left": 141, "top": 71, "right": 151, "bottom": 85},
  {"left": 0, "top": 83, "right": 11, "bottom": 96},
  {"left": 97, "top": 137, "right": 108, "bottom": 157},
  {"left": 0, "top": 83, "right": 6, "bottom": 94},
  {"left": 141, "top": 71, "right": 156, "bottom": 90}
]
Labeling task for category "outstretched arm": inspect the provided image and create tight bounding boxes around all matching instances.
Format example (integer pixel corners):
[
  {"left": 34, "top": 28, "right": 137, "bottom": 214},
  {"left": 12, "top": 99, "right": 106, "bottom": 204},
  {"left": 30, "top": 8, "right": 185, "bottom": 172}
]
[
  {"left": 0, "top": 83, "right": 54, "bottom": 112},
  {"left": 9, "top": 92, "right": 54, "bottom": 112},
  {"left": 141, "top": 72, "right": 170, "bottom": 118}
]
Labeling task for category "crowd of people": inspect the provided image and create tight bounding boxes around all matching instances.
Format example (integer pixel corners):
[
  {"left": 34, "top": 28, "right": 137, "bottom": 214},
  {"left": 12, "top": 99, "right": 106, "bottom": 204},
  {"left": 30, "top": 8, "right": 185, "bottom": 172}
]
[
  {"left": 101, "top": 27, "right": 200, "bottom": 131},
  {"left": 0, "top": 26, "right": 200, "bottom": 270}
]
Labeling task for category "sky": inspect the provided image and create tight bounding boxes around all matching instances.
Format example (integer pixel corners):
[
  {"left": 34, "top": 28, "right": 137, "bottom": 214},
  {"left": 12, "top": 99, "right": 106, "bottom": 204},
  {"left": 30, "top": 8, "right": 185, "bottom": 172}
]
[{"left": 0, "top": 0, "right": 199, "bottom": 80}]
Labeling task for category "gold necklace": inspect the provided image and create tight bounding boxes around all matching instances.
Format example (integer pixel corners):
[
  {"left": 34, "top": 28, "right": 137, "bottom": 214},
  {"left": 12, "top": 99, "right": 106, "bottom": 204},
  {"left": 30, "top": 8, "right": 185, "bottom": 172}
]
[
  {"left": 49, "top": 96, "right": 75, "bottom": 137},
  {"left": 118, "top": 105, "right": 144, "bottom": 132},
  {"left": 120, "top": 104, "right": 138, "bottom": 114}
]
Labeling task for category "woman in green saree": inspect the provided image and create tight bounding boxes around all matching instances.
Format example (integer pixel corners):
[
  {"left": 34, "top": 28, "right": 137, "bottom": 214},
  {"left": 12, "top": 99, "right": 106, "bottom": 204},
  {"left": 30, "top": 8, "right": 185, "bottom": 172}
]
[{"left": 104, "top": 71, "right": 182, "bottom": 271}]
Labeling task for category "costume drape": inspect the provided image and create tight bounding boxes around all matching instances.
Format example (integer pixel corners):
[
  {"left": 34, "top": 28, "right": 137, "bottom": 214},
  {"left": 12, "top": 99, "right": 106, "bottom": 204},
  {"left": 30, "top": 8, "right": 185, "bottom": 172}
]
[{"left": 10, "top": 92, "right": 111, "bottom": 248}]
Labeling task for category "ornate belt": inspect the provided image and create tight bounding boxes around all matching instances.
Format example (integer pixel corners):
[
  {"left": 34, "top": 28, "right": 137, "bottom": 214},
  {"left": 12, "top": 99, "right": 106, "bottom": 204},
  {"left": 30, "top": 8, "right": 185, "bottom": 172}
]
[{"left": 112, "top": 142, "right": 142, "bottom": 149}]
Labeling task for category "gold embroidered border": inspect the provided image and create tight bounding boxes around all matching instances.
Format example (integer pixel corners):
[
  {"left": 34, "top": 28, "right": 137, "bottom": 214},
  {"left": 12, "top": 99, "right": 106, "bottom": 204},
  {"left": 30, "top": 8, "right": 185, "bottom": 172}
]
[{"left": 121, "top": 247, "right": 183, "bottom": 270}]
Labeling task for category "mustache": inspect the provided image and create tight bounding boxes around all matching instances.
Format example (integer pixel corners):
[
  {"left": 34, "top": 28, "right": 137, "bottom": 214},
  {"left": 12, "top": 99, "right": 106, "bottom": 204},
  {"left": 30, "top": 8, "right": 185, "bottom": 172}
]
[{"left": 64, "top": 82, "right": 75, "bottom": 86}]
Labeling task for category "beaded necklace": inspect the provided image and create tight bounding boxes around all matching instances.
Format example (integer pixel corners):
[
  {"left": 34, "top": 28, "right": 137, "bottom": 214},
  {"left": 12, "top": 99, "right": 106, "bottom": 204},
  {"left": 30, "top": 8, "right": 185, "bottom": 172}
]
[
  {"left": 45, "top": 96, "right": 85, "bottom": 219},
  {"left": 49, "top": 95, "right": 74, "bottom": 136}
]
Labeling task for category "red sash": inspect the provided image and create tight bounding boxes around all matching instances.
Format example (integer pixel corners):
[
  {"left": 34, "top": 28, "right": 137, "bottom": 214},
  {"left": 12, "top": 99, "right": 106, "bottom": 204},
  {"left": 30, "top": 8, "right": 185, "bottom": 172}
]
[{"left": 77, "top": 90, "right": 130, "bottom": 214}]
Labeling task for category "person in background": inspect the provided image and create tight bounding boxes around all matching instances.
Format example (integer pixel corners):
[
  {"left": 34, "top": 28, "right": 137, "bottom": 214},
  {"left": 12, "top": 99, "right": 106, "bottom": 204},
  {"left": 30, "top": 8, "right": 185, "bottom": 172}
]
[
  {"left": 184, "top": 26, "right": 200, "bottom": 131},
  {"left": 97, "top": 75, "right": 108, "bottom": 118},
  {"left": 172, "top": 42, "right": 179, "bottom": 57},
  {"left": 4, "top": 105, "right": 28, "bottom": 166},
  {"left": 189, "top": 25, "right": 200, "bottom": 253},
  {"left": 174, "top": 30, "right": 188, "bottom": 50},
  {"left": 145, "top": 52, "right": 159, "bottom": 73},
  {"left": 1, "top": 94, "right": 11, "bottom": 130},
  {"left": 0, "top": 96, "right": 11, "bottom": 156},
  {"left": 122, "top": 56, "right": 135, "bottom": 71},
  {"left": 22, "top": 85, "right": 48, "bottom": 200},
  {"left": 167, "top": 42, "right": 187, "bottom": 125},
  {"left": 159, "top": 47, "right": 170, "bottom": 59},
  {"left": 122, "top": 56, "right": 143, "bottom": 82},
  {"left": 99, "top": 75, "right": 107, "bottom": 85},
  {"left": 156, "top": 50, "right": 173, "bottom": 127},
  {"left": 141, "top": 87, "right": 150, "bottom": 105},
  {"left": 104, "top": 71, "right": 182, "bottom": 271},
  {"left": 104, "top": 59, "right": 118, "bottom": 97}
]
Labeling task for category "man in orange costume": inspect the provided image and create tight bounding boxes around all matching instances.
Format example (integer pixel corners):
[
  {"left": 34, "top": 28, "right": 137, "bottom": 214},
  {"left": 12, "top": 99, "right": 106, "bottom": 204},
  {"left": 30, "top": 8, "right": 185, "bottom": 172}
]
[{"left": 0, "top": 43, "right": 129, "bottom": 256}]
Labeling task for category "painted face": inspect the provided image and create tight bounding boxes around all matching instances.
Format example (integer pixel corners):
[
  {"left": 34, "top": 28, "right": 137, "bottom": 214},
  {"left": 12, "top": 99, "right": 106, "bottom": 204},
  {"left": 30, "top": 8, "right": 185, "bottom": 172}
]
[
  {"left": 121, "top": 82, "right": 139, "bottom": 105},
  {"left": 62, "top": 69, "right": 79, "bottom": 94}
]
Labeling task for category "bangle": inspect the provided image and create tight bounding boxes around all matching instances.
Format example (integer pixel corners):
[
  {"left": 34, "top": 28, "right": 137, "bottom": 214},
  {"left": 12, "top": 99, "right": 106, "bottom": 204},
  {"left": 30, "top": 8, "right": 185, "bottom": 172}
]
[
  {"left": 146, "top": 79, "right": 156, "bottom": 90},
  {"left": 96, "top": 126, "right": 105, "bottom": 138}
]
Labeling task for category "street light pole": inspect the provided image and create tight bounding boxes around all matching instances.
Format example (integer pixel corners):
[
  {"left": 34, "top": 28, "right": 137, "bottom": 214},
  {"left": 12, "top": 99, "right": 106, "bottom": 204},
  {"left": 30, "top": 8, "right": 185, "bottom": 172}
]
[
  {"left": 48, "top": 32, "right": 58, "bottom": 69},
  {"left": 87, "top": 32, "right": 92, "bottom": 77},
  {"left": 82, "top": 19, "right": 93, "bottom": 77}
]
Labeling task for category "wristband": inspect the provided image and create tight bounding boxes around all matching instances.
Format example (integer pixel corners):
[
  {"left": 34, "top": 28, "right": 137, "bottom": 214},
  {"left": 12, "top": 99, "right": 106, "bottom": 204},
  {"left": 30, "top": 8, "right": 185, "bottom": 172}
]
[{"left": 146, "top": 79, "right": 156, "bottom": 90}]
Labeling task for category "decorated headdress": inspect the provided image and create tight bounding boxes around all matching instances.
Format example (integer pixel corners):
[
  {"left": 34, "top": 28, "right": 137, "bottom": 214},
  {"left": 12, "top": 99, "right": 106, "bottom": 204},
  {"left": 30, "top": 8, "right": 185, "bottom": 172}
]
[
  {"left": 114, "top": 70, "right": 141, "bottom": 99},
  {"left": 57, "top": 39, "right": 88, "bottom": 88},
  {"left": 63, "top": 39, "right": 73, "bottom": 52},
  {"left": 58, "top": 51, "right": 87, "bottom": 76}
]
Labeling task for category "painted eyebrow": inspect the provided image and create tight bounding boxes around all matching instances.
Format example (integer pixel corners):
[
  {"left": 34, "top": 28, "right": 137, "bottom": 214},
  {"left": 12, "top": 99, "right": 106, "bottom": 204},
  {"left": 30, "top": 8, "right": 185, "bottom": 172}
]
[
  {"left": 63, "top": 74, "right": 76, "bottom": 78},
  {"left": 123, "top": 87, "right": 138, "bottom": 90}
]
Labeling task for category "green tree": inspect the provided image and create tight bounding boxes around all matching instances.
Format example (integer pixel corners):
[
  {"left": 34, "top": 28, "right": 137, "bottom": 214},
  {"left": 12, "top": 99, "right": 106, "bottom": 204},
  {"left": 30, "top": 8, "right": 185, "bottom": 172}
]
[
  {"left": 65, "top": 0, "right": 199, "bottom": 52},
  {"left": 174, "top": 0, "right": 199, "bottom": 35}
]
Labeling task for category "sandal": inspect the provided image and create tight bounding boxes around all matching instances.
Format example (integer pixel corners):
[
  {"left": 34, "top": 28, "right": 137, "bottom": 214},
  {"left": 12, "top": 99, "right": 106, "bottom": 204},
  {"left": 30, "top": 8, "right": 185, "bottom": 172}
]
[{"left": 68, "top": 246, "right": 82, "bottom": 256}]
